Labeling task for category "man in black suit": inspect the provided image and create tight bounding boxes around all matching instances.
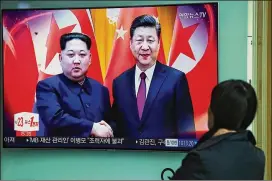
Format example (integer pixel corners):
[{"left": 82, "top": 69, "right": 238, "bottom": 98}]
[{"left": 35, "top": 32, "right": 113, "bottom": 137}]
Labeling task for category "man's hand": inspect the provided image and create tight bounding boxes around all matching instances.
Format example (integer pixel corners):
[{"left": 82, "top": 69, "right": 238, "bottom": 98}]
[
  {"left": 91, "top": 122, "right": 113, "bottom": 137},
  {"left": 99, "top": 120, "right": 113, "bottom": 133}
]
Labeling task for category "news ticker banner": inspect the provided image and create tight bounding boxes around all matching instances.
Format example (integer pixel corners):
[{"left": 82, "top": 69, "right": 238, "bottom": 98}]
[
  {"left": 10, "top": 112, "right": 198, "bottom": 150},
  {"left": 3, "top": 136, "right": 198, "bottom": 149}
]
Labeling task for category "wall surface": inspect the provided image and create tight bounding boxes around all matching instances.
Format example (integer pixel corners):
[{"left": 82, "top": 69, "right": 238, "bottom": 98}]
[{"left": 1, "top": 1, "right": 248, "bottom": 180}]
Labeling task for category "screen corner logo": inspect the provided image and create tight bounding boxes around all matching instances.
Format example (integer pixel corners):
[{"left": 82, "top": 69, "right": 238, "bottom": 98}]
[
  {"left": 14, "top": 112, "right": 40, "bottom": 132},
  {"left": 179, "top": 12, "right": 207, "bottom": 19}
]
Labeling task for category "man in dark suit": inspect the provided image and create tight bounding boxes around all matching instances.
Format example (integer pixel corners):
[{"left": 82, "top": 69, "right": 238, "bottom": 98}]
[
  {"left": 111, "top": 15, "right": 195, "bottom": 139},
  {"left": 35, "top": 32, "right": 113, "bottom": 137}
]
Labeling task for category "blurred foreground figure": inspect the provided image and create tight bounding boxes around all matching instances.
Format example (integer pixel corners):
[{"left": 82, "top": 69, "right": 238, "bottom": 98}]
[{"left": 172, "top": 79, "right": 265, "bottom": 180}]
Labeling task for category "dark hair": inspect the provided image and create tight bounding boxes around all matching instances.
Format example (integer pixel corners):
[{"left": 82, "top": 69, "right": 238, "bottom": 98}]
[
  {"left": 193, "top": 79, "right": 258, "bottom": 148},
  {"left": 130, "top": 14, "right": 161, "bottom": 39},
  {"left": 210, "top": 79, "right": 258, "bottom": 131},
  {"left": 60, "top": 32, "right": 91, "bottom": 50}
]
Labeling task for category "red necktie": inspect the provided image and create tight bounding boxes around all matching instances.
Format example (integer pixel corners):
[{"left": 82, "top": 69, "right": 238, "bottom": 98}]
[{"left": 137, "top": 72, "right": 147, "bottom": 120}]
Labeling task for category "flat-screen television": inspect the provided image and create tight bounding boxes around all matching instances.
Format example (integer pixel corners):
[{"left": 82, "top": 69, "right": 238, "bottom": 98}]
[{"left": 2, "top": 2, "right": 218, "bottom": 151}]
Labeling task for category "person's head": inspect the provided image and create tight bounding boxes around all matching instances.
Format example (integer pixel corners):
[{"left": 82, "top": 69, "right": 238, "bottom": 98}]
[
  {"left": 208, "top": 79, "right": 258, "bottom": 131},
  {"left": 59, "top": 32, "right": 91, "bottom": 82},
  {"left": 130, "top": 14, "right": 161, "bottom": 70}
]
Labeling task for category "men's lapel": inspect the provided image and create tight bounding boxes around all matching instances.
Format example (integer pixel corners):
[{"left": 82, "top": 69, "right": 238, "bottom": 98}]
[
  {"left": 59, "top": 73, "right": 82, "bottom": 95},
  {"left": 126, "top": 67, "right": 141, "bottom": 123},
  {"left": 140, "top": 62, "right": 167, "bottom": 125}
]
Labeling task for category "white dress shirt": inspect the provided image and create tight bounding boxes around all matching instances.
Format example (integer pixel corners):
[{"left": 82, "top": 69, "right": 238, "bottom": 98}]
[{"left": 135, "top": 62, "right": 156, "bottom": 97}]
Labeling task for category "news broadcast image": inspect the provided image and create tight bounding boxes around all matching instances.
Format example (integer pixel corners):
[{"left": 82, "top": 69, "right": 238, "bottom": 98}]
[{"left": 2, "top": 3, "right": 218, "bottom": 151}]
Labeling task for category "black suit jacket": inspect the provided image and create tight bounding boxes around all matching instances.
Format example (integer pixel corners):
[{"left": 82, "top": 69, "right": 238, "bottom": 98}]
[
  {"left": 172, "top": 130, "right": 265, "bottom": 180},
  {"left": 35, "top": 73, "right": 111, "bottom": 137}
]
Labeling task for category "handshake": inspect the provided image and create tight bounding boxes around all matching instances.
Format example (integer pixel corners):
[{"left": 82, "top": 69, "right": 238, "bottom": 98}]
[{"left": 91, "top": 120, "right": 114, "bottom": 137}]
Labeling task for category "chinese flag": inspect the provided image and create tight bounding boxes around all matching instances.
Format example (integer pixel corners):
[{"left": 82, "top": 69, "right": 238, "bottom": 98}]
[
  {"left": 104, "top": 7, "right": 166, "bottom": 103},
  {"left": 3, "top": 24, "right": 39, "bottom": 136},
  {"left": 168, "top": 5, "right": 218, "bottom": 138}
]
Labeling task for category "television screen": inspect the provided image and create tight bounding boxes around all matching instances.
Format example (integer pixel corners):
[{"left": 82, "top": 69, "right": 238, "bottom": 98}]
[{"left": 2, "top": 2, "right": 218, "bottom": 151}]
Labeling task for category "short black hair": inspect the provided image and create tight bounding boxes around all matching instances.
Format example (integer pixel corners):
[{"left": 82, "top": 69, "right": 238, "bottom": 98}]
[
  {"left": 130, "top": 14, "right": 161, "bottom": 39},
  {"left": 210, "top": 79, "right": 257, "bottom": 130},
  {"left": 60, "top": 32, "right": 91, "bottom": 50}
]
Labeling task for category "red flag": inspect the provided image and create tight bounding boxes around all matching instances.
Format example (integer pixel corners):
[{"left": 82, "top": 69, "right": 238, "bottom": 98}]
[
  {"left": 3, "top": 23, "right": 39, "bottom": 136},
  {"left": 4, "top": 23, "right": 39, "bottom": 116},
  {"left": 168, "top": 5, "right": 218, "bottom": 138},
  {"left": 3, "top": 9, "right": 103, "bottom": 136},
  {"left": 38, "top": 9, "right": 103, "bottom": 84},
  {"left": 71, "top": 9, "right": 103, "bottom": 84},
  {"left": 104, "top": 7, "right": 166, "bottom": 103}
]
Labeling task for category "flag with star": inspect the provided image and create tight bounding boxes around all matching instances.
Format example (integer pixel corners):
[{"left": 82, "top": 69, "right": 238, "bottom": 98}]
[
  {"left": 3, "top": 4, "right": 218, "bottom": 138},
  {"left": 168, "top": 4, "right": 218, "bottom": 138},
  {"left": 3, "top": 17, "right": 39, "bottom": 136},
  {"left": 2, "top": 9, "right": 103, "bottom": 136},
  {"left": 37, "top": 9, "right": 103, "bottom": 84},
  {"left": 104, "top": 7, "right": 166, "bottom": 103}
]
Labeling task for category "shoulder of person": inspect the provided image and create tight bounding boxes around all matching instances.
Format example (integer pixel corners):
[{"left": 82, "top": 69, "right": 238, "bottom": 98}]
[
  {"left": 159, "top": 62, "right": 186, "bottom": 78},
  {"left": 86, "top": 77, "right": 106, "bottom": 89},
  {"left": 86, "top": 77, "right": 109, "bottom": 93},
  {"left": 183, "top": 150, "right": 203, "bottom": 162},
  {"left": 172, "top": 150, "right": 208, "bottom": 179},
  {"left": 254, "top": 147, "right": 266, "bottom": 167},
  {"left": 194, "top": 131, "right": 266, "bottom": 164},
  {"left": 113, "top": 66, "right": 135, "bottom": 82},
  {"left": 37, "top": 74, "right": 60, "bottom": 87}
]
